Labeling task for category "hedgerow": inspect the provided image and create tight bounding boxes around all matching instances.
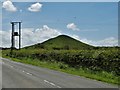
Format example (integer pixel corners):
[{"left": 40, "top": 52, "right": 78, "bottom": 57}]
[{"left": 2, "top": 48, "right": 119, "bottom": 76}]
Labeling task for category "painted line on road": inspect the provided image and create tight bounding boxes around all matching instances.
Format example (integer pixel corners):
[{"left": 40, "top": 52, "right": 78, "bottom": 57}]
[
  {"left": 57, "top": 86, "right": 62, "bottom": 88},
  {"left": 21, "top": 70, "right": 33, "bottom": 76},
  {"left": 3, "top": 59, "right": 61, "bottom": 88},
  {"left": 26, "top": 72, "right": 32, "bottom": 76},
  {"left": 44, "top": 80, "right": 62, "bottom": 88},
  {"left": 44, "top": 80, "right": 55, "bottom": 86},
  {"left": 3, "top": 62, "right": 15, "bottom": 68},
  {"left": 6, "top": 63, "right": 33, "bottom": 76}
]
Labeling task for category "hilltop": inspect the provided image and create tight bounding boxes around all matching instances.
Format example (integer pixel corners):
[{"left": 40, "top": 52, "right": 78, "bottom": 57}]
[{"left": 25, "top": 35, "right": 94, "bottom": 50}]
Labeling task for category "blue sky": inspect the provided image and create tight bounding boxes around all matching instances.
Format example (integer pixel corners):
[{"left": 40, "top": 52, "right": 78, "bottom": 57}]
[
  {"left": 1, "top": 1, "right": 118, "bottom": 47},
  {"left": 1, "top": 0, "right": 120, "bottom": 2}
]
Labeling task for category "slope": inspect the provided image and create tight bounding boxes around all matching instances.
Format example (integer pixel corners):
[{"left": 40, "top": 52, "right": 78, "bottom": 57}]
[{"left": 25, "top": 35, "right": 94, "bottom": 50}]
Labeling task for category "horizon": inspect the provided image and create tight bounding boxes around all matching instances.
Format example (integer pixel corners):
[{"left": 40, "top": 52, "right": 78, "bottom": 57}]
[
  {"left": 1, "top": 34, "right": 119, "bottom": 48},
  {"left": 1, "top": 1, "right": 118, "bottom": 48}
]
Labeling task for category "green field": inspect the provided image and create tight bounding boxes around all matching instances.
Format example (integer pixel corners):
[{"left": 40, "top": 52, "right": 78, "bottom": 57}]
[{"left": 2, "top": 35, "right": 120, "bottom": 85}]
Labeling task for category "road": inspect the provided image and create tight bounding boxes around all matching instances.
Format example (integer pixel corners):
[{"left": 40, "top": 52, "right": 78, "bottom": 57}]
[{"left": 1, "top": 58, "right": 118, "bottom": 88}]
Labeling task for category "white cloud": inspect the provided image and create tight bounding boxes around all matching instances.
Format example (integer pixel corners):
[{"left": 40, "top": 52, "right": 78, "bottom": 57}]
[
  {"left": 28, "top": 2, "right": 42, "bottom": 12},
  {"left": 71, "top": 34, "right": 80, "bottom": 41},
  {"left": 80, "top": 37, "right": 118, "bottom": 46},
  {"left": 2, "top": 0, "right": 17, "bottom": 12},
  {"left": 21, "top": 25, "right": 61, "bottom": 47},
  {"left": 1, "top": 25, "right": 61, "bottom": 48},
  {"left": 66, "top": 34, "right": 118, "bottom": 46},
  {"left": 0, "top": 30, "right": 11, "bottom": 48},
  {"left": 1, "top": 26, "right": 118, "bottom": 48},
  {"left": 67, "top": 23, "right": 99, "bottom": 32},
  {"left": 95, "top": 37, "right": 118, "bottom": 46},
  {"left": 67, "top": 23, "right": 79, "bottom": 31}
]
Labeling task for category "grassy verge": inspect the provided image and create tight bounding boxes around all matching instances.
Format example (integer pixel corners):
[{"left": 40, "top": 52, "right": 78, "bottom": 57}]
[
  {"left": 2, "top": 55, "right": 119, "bottom": 85},
  {"left": 0, "top": 50, "right": 2, "bottom": 57}
]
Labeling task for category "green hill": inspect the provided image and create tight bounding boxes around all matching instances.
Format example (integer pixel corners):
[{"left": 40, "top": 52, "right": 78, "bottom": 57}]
[{"left": 25, "top": 35, "right": 94, "bottom": 50}]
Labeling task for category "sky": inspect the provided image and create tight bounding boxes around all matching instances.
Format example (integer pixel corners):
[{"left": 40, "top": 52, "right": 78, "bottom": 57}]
[
  {"left": 0, "top": 0, "right": 120, "bottom": 2},
  {"left": 1, "top": 0, "right": 119, "bottom": 48}
]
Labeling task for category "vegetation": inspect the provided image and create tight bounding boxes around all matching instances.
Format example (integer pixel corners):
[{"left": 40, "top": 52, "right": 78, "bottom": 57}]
[
  {"left": 24, "top": 35, "right": 93, "bottom": 50},
  {"left": 1, "top": 35, "right": 120, "bottom": 85}
]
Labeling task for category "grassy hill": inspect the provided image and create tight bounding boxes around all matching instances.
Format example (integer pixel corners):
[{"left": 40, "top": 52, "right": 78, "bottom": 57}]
[{"left": 25, "top": 35, "right": 94, "bottom": 50}]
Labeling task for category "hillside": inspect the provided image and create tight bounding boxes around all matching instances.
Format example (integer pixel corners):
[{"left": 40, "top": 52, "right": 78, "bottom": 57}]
[{"left": 25, "top": 35, "right": 94, "bottom": 50}]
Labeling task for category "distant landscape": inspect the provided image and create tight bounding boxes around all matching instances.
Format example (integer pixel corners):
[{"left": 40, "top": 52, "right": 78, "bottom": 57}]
[
  {"left": 1, "top": 1, "right": 119, "bottom": 88},
  {"left": 2, "top": 35, "right": 120, "bottom": 85}
]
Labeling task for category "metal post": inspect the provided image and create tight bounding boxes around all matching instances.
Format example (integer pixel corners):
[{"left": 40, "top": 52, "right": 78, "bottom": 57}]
[
  {"left": 10, "top": 22, "right": 14, "bottom": 56},
  {"left": 11, "top": 23, "right": 15, "bottom": 49},
  {"left": 19, "top": 22, "right": 21, "bottom": 50}
]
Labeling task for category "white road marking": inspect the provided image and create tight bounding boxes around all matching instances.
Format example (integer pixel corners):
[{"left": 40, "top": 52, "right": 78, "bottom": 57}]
[
  {"left": 4, "top": 62, "right": 33, "bottom": 76},
  {"left": 57, "top": 86, "right": 62, "bottom": 88},
  {"left": 50, "top": 82, "right": 55, "bottom": 86},
  {"left": 26, "top": 72, "right": 32, "bottom": 75},
  {"left": 22, "top": 70, "right": 32, "bottom": 76},
  {"left": 3, "top": 62, "right": 14, "bottom": 68},
  {"left": 3, "top": 59, "right": 62, "bottom": 88},
  {"left": 44, "top": 80, "right": 61, "bottom": 88},
  {"left": 44, "top": 80, "right": 49, "bottom": 83}
]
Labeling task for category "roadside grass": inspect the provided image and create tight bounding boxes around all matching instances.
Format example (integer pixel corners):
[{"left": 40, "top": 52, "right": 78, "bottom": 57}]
[
  {"left": 0, "top": 50, "right": 2, "bottom": 57},
  {"left": 2, "top": 55, "right": 119, "bottom": 85}
]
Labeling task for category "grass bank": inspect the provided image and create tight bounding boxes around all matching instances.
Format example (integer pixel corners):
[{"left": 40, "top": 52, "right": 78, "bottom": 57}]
[{"left": 2, "top": 55, "right": 119, "bottom": 85}]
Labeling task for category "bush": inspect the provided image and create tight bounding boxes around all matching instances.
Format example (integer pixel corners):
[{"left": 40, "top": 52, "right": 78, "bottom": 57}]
[{"left": 2, "top": 48, "right": 119, "bottom": 76}]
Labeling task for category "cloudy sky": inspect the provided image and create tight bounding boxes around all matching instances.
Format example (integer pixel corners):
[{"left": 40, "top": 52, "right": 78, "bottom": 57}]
[{"left": 1, "top": 0, "right": 118, "bottom": 48}]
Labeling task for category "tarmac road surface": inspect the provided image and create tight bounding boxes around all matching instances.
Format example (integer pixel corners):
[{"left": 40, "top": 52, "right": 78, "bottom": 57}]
[{"left": 1, "top": 58, "right": 118, "bottom": 88}]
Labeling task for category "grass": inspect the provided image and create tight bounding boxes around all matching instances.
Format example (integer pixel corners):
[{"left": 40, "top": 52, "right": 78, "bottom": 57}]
[
  {"left": 0, "top": 50, "right": 2, "bottom": 57},
  {"left": 2, "top": 55, "right": 119, "bottom": 85},
  {"left": 25, "top": 35, "right": 93, "bottom": 50}
]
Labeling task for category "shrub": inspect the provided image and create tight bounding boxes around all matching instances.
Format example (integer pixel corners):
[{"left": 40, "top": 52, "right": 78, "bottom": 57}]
[{"left": 2, "top": 48, "right": 119, "bottom": 76}]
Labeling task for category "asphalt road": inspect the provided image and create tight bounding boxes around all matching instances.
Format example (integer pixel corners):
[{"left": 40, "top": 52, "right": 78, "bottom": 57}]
[
  {"left": 0, "top": 58, "right": 2, "bottom": 89},
  {"left": 1, "top": 58, "right": 118, "bottom": 88}
]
